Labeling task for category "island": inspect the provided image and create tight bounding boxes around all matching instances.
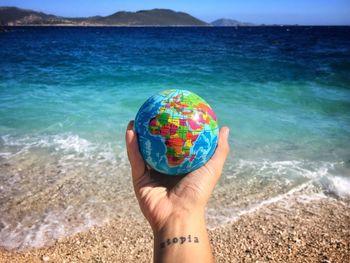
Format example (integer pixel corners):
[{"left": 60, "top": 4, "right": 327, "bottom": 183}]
[{"left": 210, "top": 18, "right": 255, "bottom": 27}]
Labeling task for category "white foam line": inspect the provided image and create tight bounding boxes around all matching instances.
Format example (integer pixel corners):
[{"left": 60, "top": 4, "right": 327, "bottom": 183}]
[
  {"left": 0, "top": 152, "right": 12, "bottom": 157},
  {"left": 208, "top": 180, "right": 326, "bottom": 230},
  {"left": 0, "top": 203, "right": 111, "bottom": 250},
  {"left": 0, "top": 133, "right": 126, "bottom": 165},
  {"left": 321, "top": 175, "right": 350, "bottom": 197},
  {"left": 237, "top": 182, "right": 324, "bottom": 216}
]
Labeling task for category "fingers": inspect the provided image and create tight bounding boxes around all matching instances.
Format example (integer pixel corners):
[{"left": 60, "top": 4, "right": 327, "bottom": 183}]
[
  {"left": 203, "top": 126, "right": 230, "bottom": 188},
  {"left": 125, "top": 120, "right": 146, "bottom": 183},
  {"left": 209, "top": 127, "right": 230, "bottom": 170}
]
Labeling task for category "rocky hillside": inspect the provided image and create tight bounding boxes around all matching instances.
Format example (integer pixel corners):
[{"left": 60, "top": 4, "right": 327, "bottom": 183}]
[
  {"left": 97, "top": 9, "right": 207, "bottom": 25},
  {"left": 0, "top": 7, "right": 65, "bottom": 25},
  {"left": 0, "top": 7, "right": 207, "bottom": 26}
]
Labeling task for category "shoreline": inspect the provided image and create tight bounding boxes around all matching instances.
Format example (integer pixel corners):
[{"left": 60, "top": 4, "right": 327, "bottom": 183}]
[
  {"left": 3, "top": 25, "right": 350, "bottom": 28},
  {"left": 2, "top": 24, "right": 212, "bottom": 27},
  {"left": 1, "top": 197, "right": 348, "bottom": 262}
]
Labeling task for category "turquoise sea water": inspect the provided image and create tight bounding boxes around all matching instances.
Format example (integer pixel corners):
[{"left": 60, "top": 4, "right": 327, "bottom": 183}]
[{"left": 1, "top": 26, "right": 350, "bottom": 249}]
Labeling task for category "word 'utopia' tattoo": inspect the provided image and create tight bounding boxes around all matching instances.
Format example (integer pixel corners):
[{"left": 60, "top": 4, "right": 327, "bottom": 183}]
[{"left": 160, "top": 235, "right": 199, "bottom": 249}]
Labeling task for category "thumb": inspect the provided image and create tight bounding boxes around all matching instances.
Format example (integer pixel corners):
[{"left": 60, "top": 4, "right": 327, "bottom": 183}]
[
  {"left": 125, "top": 121, "right": 146, "bottom": 183},
  {"left": 204, "top": 126, "right": 230, "bottom": 188},
  {"left": 209, "top": 126, "right": 230, "bottom": 170},
  {"left": 183, "top": 126, "right": 230, "bottom": 197}
]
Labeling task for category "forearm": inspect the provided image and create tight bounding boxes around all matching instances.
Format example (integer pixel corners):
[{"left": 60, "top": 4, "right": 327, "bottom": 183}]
[{"left": 153, "top": 212, "right": 214, "bottom": 263}]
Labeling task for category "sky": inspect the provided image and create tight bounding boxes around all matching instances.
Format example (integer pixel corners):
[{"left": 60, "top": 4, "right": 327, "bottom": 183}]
[{"left": 0, "top": 0, "right": 349, "bottom": 25}]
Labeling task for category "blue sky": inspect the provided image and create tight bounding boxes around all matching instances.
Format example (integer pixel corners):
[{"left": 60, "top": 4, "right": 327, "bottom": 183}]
[{"left": 0, "top": 0, "right": 349, "bottom": 25}]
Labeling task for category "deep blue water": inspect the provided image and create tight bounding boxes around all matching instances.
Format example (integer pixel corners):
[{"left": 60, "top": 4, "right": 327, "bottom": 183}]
[{"left": 0, "top": 26, "right": 350, "bottom": 249}]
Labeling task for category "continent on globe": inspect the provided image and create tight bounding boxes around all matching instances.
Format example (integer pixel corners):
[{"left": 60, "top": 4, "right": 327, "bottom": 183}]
[
  {"left": 149, "top": 93, "right": 217, "bottom": 166},
  {"left": 135, "top": 89, "right": 219, "bottom": 175}
]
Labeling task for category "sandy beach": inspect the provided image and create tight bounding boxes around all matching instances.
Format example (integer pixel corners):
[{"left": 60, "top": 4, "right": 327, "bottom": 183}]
[{"left": 1, "top": 196, "right": 348, "bottom": 263}]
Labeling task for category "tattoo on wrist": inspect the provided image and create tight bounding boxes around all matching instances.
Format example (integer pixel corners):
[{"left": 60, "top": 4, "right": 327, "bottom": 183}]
[{"left": 160, "top": 235, "right": 199, "bottom": 249}]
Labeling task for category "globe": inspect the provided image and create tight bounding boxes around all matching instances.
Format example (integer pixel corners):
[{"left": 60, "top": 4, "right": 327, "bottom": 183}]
[{"left": 135, "top": 89, "right": 219, "bottom": 175}]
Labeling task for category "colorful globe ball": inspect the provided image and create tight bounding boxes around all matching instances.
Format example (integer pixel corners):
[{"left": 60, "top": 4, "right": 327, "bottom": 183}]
[{"left": 135, "top": 89, "right": 219, "bottom": 175}]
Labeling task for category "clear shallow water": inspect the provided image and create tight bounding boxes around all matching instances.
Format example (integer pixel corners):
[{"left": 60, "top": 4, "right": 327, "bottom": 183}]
[{"left": 1, "top": 26, "right": 350, "bottom": 249}]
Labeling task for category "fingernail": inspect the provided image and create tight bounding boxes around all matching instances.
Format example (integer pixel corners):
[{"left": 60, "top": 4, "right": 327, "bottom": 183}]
[
  {"left": 126, "top": 129, "right": 134, "bottom": 144},
  {"left": 127, "top": 120, "right": 134, "bottom": 130},
  {"left": 224, "top": 127, "right": 230, "bottom": 139}
]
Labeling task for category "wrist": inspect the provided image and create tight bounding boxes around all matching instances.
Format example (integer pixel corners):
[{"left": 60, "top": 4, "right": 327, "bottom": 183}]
[
  {"left": 152, "top": 209, "right": 214, "bottom": 263},
  {"left": 153, "top": 210, "right": 206, "bottom": 247},
  {"left": 153, "top": 208, "right": 205, "bottom": 234}
]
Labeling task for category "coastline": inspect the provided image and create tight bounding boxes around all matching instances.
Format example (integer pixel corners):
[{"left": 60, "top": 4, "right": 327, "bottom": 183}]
[
  {"left": 1, "top": 197, "right": 348, "bottom": 262},
  {"left": 2, "top": 24, "right": 213, "bottom": 27},
  {"left": 2, "top": 25, "right": 350, "bottom": 28}
]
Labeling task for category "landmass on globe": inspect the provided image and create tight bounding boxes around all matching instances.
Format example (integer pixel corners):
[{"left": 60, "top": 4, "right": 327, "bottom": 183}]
[{"left": 149, "top": 92, "right": 218, "bottom": 166}]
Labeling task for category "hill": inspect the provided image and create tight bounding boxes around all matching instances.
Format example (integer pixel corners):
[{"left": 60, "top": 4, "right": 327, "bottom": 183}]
[
  {"left": 0, "top": 7, "right": 207, "bottom": 26},
  {"left": 0, "top": 6, "right": 67, "bottom": 25},
  {"left": 97, "top": 9, "right": 206, "bottom": 26},
  {"left": 211, "top": 18, "right": 255, "bottom": 27}
]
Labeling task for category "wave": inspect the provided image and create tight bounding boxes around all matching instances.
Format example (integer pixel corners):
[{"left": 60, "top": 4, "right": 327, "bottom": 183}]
[
  {"left": 0, "top": 133, "right": 131, "bottom": 250},
  {"left": 207, "top": 175, "right": 350, "bottom": 229},
  {"left": 2, "top": 133, "right": 349, "bottom": 201},
  {"left": 319, "top": 175, "right": 350, "bottom": 198},
  {"left": 0, "top": 134, "right": 349, "bottom": 249},
  {"left": 2, "top": 133, "right": 97, "bottom": 155},
  {"left": 206, "top": 180, "right": 327, "bottom": 228},
  {"left": 226, "top": 159, "right": 350, "bottom": 197},
  {"left": 229, "top": 159, "right": 339, "bottom": 179},
  {"left": 0, "top": 133, "right": 126, "bottom": 165},
  {"left": 206, "top": 158, "right": 350, "bottom": 228},
  {"left": 0, "top": 202, "right": 111, "bottom": 250}
]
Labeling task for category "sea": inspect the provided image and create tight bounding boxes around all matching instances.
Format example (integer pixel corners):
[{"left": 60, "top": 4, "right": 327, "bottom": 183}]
[{"left": 0, "top": 26, "right": 350, "bottom": 250}]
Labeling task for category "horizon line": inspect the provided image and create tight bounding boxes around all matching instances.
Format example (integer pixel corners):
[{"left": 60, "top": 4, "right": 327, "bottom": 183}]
[{"left": 1, "top": 5, "right": 349, "bottom": 26}]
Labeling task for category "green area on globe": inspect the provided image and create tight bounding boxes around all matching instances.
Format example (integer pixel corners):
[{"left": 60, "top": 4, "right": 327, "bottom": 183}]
[{"left": 135, "top": 89, "right": 219, "bottom": 175}]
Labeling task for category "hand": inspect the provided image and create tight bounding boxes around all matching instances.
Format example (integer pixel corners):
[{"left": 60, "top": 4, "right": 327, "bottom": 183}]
[
  {"left": 125, "top": 120, "right": 230, "bottom": 232},
  {"left": 126, "top": 120, "right": 230, "bottom": 263}
]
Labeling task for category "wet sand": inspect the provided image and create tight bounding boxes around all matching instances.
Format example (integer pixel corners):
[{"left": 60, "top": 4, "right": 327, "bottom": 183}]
[{"left": 1, "top": 197, "right": 349, "bottom": 263}]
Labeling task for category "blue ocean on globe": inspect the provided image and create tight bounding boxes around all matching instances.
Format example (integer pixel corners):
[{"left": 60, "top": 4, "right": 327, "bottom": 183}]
[{"left": 135, "top": 89, "right": 219, "bottom": 175}]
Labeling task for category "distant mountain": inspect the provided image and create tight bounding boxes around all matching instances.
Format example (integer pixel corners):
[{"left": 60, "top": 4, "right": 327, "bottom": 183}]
[
  {"left": 0, "top": 7, "right": 64, "bottom": 25},
  {"left": 211, "top": 18, "right": 255, "bottom": 27},
  {"left": 0, "top": 7, "right": 207, "bottom": 26},
  {"left": 97, "top": 9, "right": 207, "bottom": 26}
]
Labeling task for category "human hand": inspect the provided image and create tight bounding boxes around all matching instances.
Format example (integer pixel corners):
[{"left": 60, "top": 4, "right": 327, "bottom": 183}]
[
  {"left": 126, "top": 120, "right": 229, "bottom": 262},
  {"left": 125, "top": 120, "right": 230, "bottom": 232}
]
